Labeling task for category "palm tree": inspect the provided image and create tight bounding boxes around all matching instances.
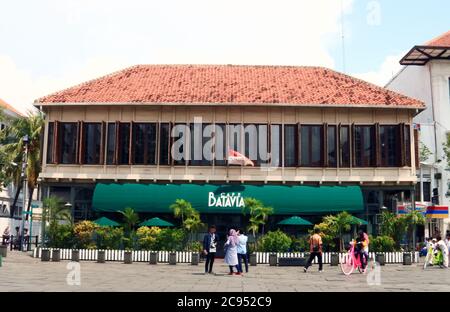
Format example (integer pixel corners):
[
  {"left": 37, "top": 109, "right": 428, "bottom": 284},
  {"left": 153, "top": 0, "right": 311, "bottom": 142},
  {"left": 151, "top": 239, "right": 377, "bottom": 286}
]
[
  {"left": 170, "top": 199, "right": 194, "bottom": 223},
  {"left": 183, "top": 211, "right": 204, "bottom": 244},
  {"left": 42, "top": 195, "right": 72, "bottom": 247},
  {"left": 254, "top": 206, "right": 273, "bottom": 235},
  {"left": 0, "top": 110, "right": 44, "bottom": 218},
  {"left": 333, "top": 212, "right": 353, "bottom": 251},
  {"left": 118, "top": 207, "right": 139, "bottom": 235}
]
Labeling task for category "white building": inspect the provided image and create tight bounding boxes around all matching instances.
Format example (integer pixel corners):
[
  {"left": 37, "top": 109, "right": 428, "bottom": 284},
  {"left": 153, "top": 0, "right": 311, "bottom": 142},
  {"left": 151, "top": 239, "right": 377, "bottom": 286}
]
[
  {"left": 386, "top": 30, "right": 450, "bottom": 238},
  {"left": 0, "top": 98, "right": 24, "bottom": 236}
]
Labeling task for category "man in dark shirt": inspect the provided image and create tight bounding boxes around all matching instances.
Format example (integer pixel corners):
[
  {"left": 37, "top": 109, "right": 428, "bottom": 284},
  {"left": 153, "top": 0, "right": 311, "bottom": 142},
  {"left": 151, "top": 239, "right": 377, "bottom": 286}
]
[{"left": 203, "top": 225, "right": 219, "bottom": 274}]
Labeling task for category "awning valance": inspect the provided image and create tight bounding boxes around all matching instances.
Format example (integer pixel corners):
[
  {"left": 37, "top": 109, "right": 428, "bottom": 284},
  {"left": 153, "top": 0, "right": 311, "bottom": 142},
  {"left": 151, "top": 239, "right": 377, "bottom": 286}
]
[{"left": 92, "top": 183, "right": 364, "bottom": 215}]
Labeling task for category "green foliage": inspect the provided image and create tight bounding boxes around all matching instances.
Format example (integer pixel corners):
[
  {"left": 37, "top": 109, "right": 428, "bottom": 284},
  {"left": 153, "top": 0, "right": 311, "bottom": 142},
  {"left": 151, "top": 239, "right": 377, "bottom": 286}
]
[
  {"left": 312, "top": 211, "right": 353, "bottom": 251},
  {"left": 0, "top": 110, "right": 44, "bottom": 216},
  {"left": 258, "top": 230, "right": 292, "bottom": 252},
  {"left": 420, "top": 141, "right": 433, "bottom": 163},
  {"left": 94, "top": 227, "right": 124, "bottom": 250},
  {"left": 186, "top": 241, "right": 203, "bottom": 252},
  {"left": 369, "top": 235, "right": 396, "bottom": 252},
  {"left": 136, "top": 226, "right": 161, "bottom": 250},
  {"left": 47, "top": 223, "right": 74, "bottom": 248},
  {"left": 290, "top": 236, "right": 309, "bottom": 252},
  {"left": 118, "top": 207, "right": 140, "bottom": 235},
  {"left": 379, "top": 210, "right": 425, "bottom": 248},
  {"left": 156, "top": 228, "right": 187, "bottom": 251},
  {"left": 243, "top": 198, "right": 274, "bottom": 237},
  {"left": 73, "top": 221, "right": 99, "bottom": 249}
]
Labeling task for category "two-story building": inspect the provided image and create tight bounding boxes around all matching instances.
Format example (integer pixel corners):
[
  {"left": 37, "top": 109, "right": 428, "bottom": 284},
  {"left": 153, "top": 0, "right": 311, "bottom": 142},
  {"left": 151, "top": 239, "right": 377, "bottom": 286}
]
[
  {"left": 34, "top": 65, "right": 424, "bottom": 235},
  {"left": 386, "top": 30, "right": 450, "bottom": 238}
]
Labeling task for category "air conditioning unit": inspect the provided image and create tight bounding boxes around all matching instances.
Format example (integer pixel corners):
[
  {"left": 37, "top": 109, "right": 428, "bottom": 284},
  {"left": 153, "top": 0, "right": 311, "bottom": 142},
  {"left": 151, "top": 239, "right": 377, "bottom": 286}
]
[{"left": 434, "top": 173, "right": 442, "bottom": 180}]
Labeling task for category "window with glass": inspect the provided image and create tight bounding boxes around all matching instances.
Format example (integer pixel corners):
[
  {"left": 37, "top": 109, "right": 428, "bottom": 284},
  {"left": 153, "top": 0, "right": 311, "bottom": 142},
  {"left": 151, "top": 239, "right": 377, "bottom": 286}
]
[
  {"left": 189, "top": 123, "right": 211, "bottom": 166},
  {"left": 106, "top": 123, "right": 116, "bottom": 165},
  {"left": 118, "top": 123, "right": 130, "bottom": 165},
  {"left": 83, "top": 123, "right": 102, "bottom": 164},
  {"left": 133, "top": 123, "right": 157, "bottom": 165},
  {"left": 339, "top": 125, "right": 350, "bottom": 167},
  {"left": 327, "top": 125, "right": 337, "bottom": 167},
  {"left": 228, "top": 124, "right": 243, "bottom": 155},
  {"left": 284, "top": 125, "right": 298, "bottom": 167},
  {"left": 404, "top": 125, "right": 411, "bottom": 167},
  {"left": 300, "top": 125, "right": 323, "bottom": 167},
  {"left": 159, "top": 123, "right": 170, "bottom": 165},
  {"left": 172, "top": 123, "right": 186, "bottom": 165},
  {"left": 270, "top": 124, "right": 281, "bottom": 167},
  {"left": 59, "top": 122, "right": 78, "bottom": 164},
  {"left": 46, "top": 122, "right": 55, "bottom": 164},
  {"left": 214, "top": 124, "right": 226, "bottom": 166},
  {"left": 244, "top": 124, "right": 268, "bottom": 166},
  {"left": 380, "top": 125, "right": 400, "bottom": 167},
  {"left": 354, "top": 125, "right": 375, "bottom": 167}
]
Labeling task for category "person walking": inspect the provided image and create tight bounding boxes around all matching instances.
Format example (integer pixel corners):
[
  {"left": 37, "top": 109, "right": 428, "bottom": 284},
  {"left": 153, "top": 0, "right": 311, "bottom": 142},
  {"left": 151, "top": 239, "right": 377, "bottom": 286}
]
[
  {"left": 237, "top": 229, "right": 249, "bottom": 274},
  {"left": 224, "top": 229, "right": 240, "bottom": 275},
  {"left": 436, "top": 236, "right": 449, "bottom": 268},
  {"left": 203, "top": 225, "right": 219, "bottom": 274},
  {"left": 304, "top": 228, "right": 323, "bottom": 273}
]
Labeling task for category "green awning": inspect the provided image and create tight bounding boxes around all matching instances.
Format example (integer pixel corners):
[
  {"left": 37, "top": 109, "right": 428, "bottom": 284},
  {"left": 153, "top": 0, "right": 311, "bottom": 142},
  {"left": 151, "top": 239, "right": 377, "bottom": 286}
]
[
  {"left": 93, "top": 217, "right": 120, "bottom": 227},
  {"left": 139, "top": 217, "right": 174, "bottom": 227},
  {"left": 349, "top": 216, "right": 368, "bottom": 225},
  {"left": 277, "top": 216, "right": 313, "bottom": 226},
  {"left": 92, "top": 183, "right": 364, "bottom": 215}
]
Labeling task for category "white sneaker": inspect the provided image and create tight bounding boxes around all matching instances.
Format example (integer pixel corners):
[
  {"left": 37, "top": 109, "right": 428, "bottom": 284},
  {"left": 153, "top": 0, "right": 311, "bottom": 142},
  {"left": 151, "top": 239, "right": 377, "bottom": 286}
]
[{"left": 319, "top": 270, "right": 323, "bottom": 273}]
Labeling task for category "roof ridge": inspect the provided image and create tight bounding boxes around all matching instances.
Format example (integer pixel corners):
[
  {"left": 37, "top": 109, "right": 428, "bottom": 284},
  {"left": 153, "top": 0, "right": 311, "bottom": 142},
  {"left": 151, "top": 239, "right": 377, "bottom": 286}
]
[{"left": 424, "top": 30, "right": 450, "bottom": 47}]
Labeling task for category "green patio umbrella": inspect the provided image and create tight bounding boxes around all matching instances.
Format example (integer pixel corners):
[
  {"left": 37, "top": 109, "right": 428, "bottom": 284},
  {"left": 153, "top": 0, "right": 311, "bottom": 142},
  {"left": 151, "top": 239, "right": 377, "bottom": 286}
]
[
  {"left": 349, "top": 216, "right": 368, "bottom": 225},
  {"left": 277, "top": 216, "right": 313, "bottom": 226},
  {"left": 93, "top": 216, "right": 120, "bottom": 227},
  {"left": 139, "top": 217, "right": 174, "bottom": 227}
]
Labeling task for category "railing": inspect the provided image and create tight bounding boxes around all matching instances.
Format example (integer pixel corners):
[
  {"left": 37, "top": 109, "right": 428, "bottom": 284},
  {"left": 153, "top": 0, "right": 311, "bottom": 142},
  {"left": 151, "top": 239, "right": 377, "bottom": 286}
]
[
  {"left": 32, "top": 248, "right": 420, "bottom": 264},
  {"left": 2, "top": 235, "right": 39, "bottom": 251},
  {"left": 33, "top": 248, "right": 194, "bottom": 263},
  {"left": 255, "top": 251, "right": 420, "bottom": 264}
]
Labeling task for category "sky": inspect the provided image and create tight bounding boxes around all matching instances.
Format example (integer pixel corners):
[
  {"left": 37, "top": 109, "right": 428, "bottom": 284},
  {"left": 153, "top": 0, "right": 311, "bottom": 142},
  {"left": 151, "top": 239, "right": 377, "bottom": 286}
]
[{"left": 0, "top": 0, "right": 449, "bottom": 114}]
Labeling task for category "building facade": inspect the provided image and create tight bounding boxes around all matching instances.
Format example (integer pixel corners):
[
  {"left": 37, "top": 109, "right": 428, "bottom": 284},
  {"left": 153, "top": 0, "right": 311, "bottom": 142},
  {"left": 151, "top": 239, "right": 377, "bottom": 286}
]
[
  {"left": 35, "top": 65, "right": 424, "bottom": 237},
  {"left": 0, "top": 98, "right": 24, "bottom": 232},
  {"left": 386, "top": 30, "right": 450, "bottom": 238}
]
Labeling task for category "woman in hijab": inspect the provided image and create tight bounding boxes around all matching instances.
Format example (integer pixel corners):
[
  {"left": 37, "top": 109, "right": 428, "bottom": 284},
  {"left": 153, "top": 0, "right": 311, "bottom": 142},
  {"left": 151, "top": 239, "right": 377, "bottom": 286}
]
[{"left": 224, "top": 229, "right": 240, "bottom": 275}]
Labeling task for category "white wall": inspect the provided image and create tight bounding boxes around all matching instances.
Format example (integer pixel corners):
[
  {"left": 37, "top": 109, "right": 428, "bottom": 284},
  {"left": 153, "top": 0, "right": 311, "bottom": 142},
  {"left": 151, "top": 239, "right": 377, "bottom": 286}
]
[{"left": 386, "top": 60, "right": 450, "bottom": 236}]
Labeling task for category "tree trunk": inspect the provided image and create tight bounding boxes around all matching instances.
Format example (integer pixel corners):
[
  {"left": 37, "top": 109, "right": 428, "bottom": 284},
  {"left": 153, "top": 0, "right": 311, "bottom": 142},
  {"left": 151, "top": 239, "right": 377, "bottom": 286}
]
[{"left": 9, "top": 183, "right": 22, "bottom": 218}]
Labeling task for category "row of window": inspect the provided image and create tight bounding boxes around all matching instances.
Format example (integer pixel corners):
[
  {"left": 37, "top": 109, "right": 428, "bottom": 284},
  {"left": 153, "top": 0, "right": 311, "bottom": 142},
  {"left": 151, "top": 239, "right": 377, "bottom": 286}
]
[{"left": 46, "top": 122, "right": 413, "bottom": 168}]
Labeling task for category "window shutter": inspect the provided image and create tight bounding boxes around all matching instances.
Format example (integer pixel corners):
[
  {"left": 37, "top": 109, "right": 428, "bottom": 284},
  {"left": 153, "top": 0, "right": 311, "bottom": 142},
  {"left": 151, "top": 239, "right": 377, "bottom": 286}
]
[
  {"left": 129, "top": 121, "right": 134, "bottom": 165},
  {"left": 100, "top": 121, "right": 106, "bottom": 165},
  {"left": 114, "top": 121, "right": 120, "bottom": 165},
  {"left": 54, "top": 121, "right": 60, "bottom": 164},
  {"left": 414, "top": 128, "right": 420, "bottom": 169},
  {"left": 323, "top": 123, "right": 328, "bottom": 167},
  {"left": 351, "top": 123, "right": 356, "bottom": 167},
  {"left": 399, "top": 123, "right": 406, "bottom": 167},
  {"left": 375, "top": 123, "right": 380, "bottom": 167},
  {"left": 78, "top": 121, "right": 84, "bottom": 165}
]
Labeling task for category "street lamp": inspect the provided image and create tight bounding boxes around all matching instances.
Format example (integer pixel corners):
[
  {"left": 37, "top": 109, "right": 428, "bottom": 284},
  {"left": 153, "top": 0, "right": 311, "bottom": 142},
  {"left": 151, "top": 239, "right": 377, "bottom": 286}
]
[{"left": 20, "top": 135, "right": 29, "bottom": 252}]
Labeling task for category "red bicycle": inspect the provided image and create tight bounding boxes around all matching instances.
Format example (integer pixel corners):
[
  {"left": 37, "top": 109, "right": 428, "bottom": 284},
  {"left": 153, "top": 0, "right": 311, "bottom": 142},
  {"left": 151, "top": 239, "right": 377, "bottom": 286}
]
[{"left": 340, "top": 240, "right": 370, "bottom": 275}]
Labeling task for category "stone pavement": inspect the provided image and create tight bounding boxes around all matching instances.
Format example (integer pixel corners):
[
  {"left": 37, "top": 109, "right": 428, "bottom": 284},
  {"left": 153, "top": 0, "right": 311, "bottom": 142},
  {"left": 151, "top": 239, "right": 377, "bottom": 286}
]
[{"left": 0, "top": 251, "right": 449, "bottom": 292}]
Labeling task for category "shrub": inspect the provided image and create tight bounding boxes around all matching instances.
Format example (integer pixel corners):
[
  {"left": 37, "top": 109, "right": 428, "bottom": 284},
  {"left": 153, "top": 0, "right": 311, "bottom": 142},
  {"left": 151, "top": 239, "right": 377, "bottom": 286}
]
[
  {"left": 156, "top": 228, "right": 187, "bottom": 251},
  {"left": 136, "top": 226, "right": 161, "bottom": 250},
  {"left": 94, "top": 227, "right": 124, "bottom": 249},
  {"left": 290, "top": 236, "right": 309, "bottom": 252},
  {"left": 370, "top": 235, "right": 396, "bottom": 252},
  {"left": 47, "top": 223, "right": 74, "bottom": 248},
  {"left": 258, "top": 230, "right": 292, "bottom": 252},
  {"left": 73, "top": 221, "right": 99, "bottom": 249},
  {"left": 186, "top": 241, "right": 202, "bottom": 252}
]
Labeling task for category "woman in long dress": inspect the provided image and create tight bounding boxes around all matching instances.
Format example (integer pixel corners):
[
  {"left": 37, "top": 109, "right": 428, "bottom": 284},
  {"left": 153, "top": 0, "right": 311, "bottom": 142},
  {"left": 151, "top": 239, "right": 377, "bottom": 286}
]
[{"left": 224, "top": 229, "right": 240, "bottom": 275}]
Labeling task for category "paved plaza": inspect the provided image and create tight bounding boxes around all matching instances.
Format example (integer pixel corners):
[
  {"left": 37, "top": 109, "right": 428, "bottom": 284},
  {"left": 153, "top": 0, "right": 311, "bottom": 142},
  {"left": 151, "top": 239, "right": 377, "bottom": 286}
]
[{"left": 1, "top": 251, "right": 449, "bottom": 292}]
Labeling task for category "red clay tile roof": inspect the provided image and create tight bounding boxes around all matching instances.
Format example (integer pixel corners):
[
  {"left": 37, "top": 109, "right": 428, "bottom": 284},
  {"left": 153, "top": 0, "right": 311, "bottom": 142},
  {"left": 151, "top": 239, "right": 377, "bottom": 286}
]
[
  {"left": 425, "top": 30, "right": 450, "bottom": 47},
  {"left": 0, "top": 98, "right": 23, "bottom": 116},
  {"left": 35, "top": 65, "right": 424, "bottom": 109}
]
